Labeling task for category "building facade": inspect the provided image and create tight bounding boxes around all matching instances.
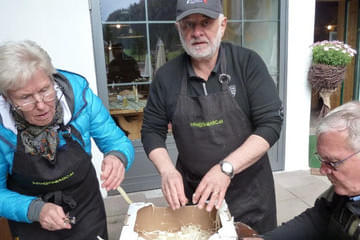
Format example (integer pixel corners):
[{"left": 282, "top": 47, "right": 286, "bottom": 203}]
[{"left": 1, "top": 0, "right": 357, "bottom": 194}]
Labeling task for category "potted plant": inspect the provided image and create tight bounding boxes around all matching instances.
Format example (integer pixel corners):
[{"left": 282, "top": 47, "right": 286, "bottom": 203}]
[{"left": 308, "top": 40, "right": 357, "bottom": 117}]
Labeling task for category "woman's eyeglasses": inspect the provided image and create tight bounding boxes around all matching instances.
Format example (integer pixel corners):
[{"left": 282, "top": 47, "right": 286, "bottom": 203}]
[{"left": 13, "top": 88, "right": 57, "bottom": 111}]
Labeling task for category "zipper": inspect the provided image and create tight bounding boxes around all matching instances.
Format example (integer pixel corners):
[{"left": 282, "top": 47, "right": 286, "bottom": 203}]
[{"left": 202, "top": 82, "right": 208, "bottom": 96}]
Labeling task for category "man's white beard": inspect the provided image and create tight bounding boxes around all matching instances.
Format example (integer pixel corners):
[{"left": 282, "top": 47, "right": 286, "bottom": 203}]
[{"left": 179, "top": 24, "right": 223, "bottom": 60}]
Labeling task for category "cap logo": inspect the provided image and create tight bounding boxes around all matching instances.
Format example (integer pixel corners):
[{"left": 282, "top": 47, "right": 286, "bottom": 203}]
[{"left": 186, "top": 0, "right": 207, "bottom": 4}]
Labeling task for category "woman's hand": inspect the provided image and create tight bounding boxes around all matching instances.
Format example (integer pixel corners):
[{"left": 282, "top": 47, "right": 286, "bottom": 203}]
[
  {"left": 39, "top": 203, "right": 71, "bottom": 231},
  {"left": 101, "top": 155, "right": 125, "bottom": 191}
]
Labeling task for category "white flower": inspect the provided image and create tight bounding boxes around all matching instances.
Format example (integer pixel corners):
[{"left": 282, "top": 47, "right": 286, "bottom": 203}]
[{"left": 311, "top": 40, "right": 356, "bottom": 66}]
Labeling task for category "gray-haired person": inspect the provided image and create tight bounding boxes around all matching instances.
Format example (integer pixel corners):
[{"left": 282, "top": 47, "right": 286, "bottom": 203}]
[
  {"left": 0, "top": 40, "right": 134, "bottom": 240},
  {"left": 258, "top": 101, "right": 360, "bottom": 240},
  {"left": 141, "top": 0, "right": 283, "bottom": 233}
]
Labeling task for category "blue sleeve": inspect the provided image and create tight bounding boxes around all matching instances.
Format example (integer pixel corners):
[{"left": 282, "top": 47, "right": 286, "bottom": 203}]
[
  {"left": 0, "top": 144, "right": 36, "bottom": 223},
  {"left": 84, "top": 84, "right": 135, "bottom": 170},
  {"left": 61, "top": 70, "right": 135, "bottom": 170}
]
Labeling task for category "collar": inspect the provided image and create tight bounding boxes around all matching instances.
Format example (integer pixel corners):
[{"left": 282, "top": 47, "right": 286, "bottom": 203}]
[
  {"left": 185, "top": 44, "right": 223, "bottom": 80},
  {"left": 349, "top": 195, "right": 360, "bottom": 202}
]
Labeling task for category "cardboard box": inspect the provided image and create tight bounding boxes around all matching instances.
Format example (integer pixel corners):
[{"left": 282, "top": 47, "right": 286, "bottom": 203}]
[{"left": 119, "top": 202, "right": 237, "bottom": 240}]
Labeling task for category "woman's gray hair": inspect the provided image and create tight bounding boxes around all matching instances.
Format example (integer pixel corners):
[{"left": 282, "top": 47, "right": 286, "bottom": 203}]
[
  {"left": 316, "top": 101, "right": 360, "bottom": 150},
  {"left": 0, "top": 40, "right": 56, "bottom": 96}
]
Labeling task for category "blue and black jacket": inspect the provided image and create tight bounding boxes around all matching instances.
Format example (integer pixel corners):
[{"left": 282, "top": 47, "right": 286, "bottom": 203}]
[{"left": 0, "top": 70, "right": 134, "bottom": 223}]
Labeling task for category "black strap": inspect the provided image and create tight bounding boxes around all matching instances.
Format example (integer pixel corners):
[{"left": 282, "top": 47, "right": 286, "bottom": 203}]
[
  {"left": 218, "top": 47, "right": 231, "bottom": 90},
  {"left": 42, "top": 190, "right": 77, "bottom": 210}
]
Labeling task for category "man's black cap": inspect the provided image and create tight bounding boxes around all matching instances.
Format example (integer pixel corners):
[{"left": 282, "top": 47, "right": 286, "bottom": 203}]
[{"left": 176, "top": 0, "right": 223, "bottom": 21}]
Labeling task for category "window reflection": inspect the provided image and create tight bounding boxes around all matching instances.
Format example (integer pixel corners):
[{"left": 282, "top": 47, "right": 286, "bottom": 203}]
[
  {"left": 103, "top": 24, "right": 147, "bottom": 81},
  {"left": 103, "top": 23, "right": 149, "bottom": 140},
  {"left": 149, "top": 24, "right": 183, "bottom": 73},
  {"left": 148, "top": 0, "right": 177, "bottom": 20},
  {"left": 244, "top": 0, "right": 278, "bottom": 20},
  {"left": 101, "top": 0, "right": 145, "bottom": 22},
  {"left": 243, "top": 22, "right": 278, "bottom": 76},
  {"left": 108, "top": 41, "right": 141, "bottom": 84},
  {"left": 223, "top": 0, "right": 243, "bottom": 20},
  {"left": 223, "top": 22, "right": 243, "bottom": 45}
]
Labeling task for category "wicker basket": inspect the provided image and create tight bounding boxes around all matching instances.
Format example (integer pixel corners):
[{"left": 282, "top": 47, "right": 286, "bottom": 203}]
[
  {"left": 308, "top": 64, "right": 347, "bottom": 118},
  {"left": 308, "top": 64, "right": 346, "bottom": 92}
]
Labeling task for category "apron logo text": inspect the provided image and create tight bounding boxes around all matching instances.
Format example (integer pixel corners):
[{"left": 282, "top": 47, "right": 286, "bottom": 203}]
[
  {"left": 190, "top": 119, "right": 224, "bottom": 128},
  {"left": 32, "top": 172, "right": 74, "bottom": 186}
]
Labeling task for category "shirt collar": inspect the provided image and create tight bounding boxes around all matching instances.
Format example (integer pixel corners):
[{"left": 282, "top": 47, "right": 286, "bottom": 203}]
[
  {"left": 184, "top": 43, "right": 223, "bottom": 80},
  {"left": 349, "top": 195, "right": 360, "bottom": 201}
]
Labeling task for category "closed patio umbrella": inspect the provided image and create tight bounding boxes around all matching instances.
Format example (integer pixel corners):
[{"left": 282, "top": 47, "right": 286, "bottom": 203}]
[{"left": 155, "top": 38, "right": 166, "bottom": 73}]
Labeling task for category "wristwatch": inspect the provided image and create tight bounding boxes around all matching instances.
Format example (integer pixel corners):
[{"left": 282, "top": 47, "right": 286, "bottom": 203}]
[{"left": 219, "top": 160, "right": 234, "bottom": 179}]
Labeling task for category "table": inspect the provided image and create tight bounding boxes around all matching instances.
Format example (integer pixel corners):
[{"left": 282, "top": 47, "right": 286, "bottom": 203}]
[
  {"left": 109, "top": 98, "right": 146, "bottom": 140},
  {"left": 110, "top": 109, "right": 143, "bottom": 140}
]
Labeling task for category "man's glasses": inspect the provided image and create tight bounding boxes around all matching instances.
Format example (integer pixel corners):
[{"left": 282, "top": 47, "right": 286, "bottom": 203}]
[
  {"left": 13, "top": 84, "right": 60, "bottom": 112},
  {"left": 314, "top": 149, "right": 360, "bottom": 170}
]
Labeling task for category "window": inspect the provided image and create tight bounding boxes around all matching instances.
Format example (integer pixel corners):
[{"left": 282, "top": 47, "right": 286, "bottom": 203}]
[{"left": 98, "top": 0, "right": 281, "bottom": 140}]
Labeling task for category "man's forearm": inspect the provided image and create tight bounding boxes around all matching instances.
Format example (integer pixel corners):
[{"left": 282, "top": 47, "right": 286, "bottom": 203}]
[
  {"left": 148, "top": 147, "right": 176, "bottom": 175},
  {"left": 224, "top": 134, "right": 270, "bottom": 175}
]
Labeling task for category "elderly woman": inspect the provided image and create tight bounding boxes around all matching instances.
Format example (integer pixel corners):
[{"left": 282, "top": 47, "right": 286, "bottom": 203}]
[{"left": 0, "top": 40, "right": 134, "bottom": 239}]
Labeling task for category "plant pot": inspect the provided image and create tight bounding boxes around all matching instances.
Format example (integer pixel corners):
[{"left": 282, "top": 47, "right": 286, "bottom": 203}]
[
  {"left": 308, "top": 64, "right": 346, "bottom": 92},
  {"left": 308, "top": 64, "right": 346, "bottom": 117}
]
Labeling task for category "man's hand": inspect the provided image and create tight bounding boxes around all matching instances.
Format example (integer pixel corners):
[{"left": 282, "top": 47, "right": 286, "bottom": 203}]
[
  {"left": 193, "top": 164, "right": 231, "bottom": 212},
  {"left": 161, "top": 169, "right": 188, "bottom": 210},
  {"left": 148, "top": 148, "right": 188, "bottom": 210},
  {"left": 101, "top": 155, "right": 125, "bottom": 191},
  {"left": 39, "top": 203, "right": 71, "bottom": 231}
]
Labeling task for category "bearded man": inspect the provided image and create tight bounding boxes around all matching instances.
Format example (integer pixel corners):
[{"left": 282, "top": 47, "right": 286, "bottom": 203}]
[{"left": 141, "top": 0, "right": 283, "bottom": 234}]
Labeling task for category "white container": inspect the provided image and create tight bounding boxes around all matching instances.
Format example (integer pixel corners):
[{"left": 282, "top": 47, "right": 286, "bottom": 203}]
[{"left": 119, "top": 201, "right": 238, "bottom": 240}]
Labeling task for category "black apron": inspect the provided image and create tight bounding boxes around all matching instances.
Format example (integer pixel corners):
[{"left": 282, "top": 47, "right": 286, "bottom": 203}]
[
  {"left": 7, "top": 125, "right": 108, "bottom": 240},
  {"left": 171, "top": 55, "right": 277, "bottom": 234}
]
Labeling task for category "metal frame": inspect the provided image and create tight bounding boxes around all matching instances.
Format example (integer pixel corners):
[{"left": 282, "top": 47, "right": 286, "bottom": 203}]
[
  {"left": 90, "top": 0, "right": 109, "bottom": 108},
  {"left": 272, "top": 0, "right": 288, "bottom": 171},
  {"left": 353, "top": 0, "right": 360, "bottom": 100}
]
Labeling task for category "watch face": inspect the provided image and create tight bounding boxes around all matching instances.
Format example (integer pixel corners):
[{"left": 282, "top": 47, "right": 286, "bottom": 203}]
[
  {"left": 222, "top": 162, "right": 233, "bottom": 174},
  {"left": 221, "top": 161, "right": 234, "bottom": 178}
]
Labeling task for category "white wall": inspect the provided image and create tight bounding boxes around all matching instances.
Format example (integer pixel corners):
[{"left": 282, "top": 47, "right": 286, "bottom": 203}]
[
  {"left": 0, "top": 0, "right": 106, "bottom": 196},
  {"left": 284, "top": 0, "right": 316, "bottom": 171}
]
